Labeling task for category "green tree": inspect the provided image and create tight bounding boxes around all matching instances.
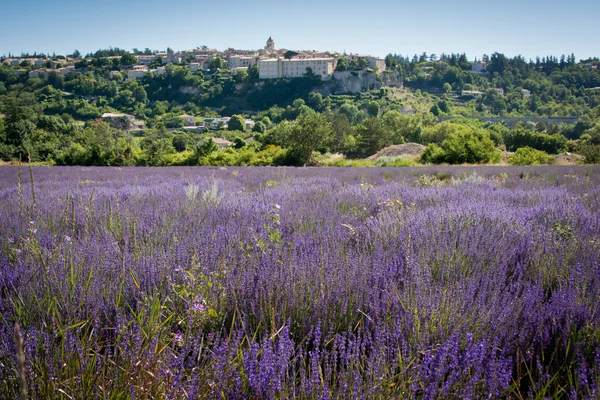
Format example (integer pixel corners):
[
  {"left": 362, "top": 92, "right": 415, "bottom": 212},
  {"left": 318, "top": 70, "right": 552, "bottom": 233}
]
[
  {"left": 353, "top": 117, "right": 392, "bottom": 158},
  {"left": 508, "top": 147, "right": 554, "bottom": 165},
  {"left": 421, "top": 127, "right": 500, "bottom": 164},
  {"left": 194, "top": 138, "right": 218, "bottom": 159},
  {"left": 307, "top": 92, "right": 324, "bottom": 112},
  {"left": 120, "top": 53, "right": 137, "bottom": 66},
  {"left": 228, "top": 114, "right": 246, "bottom": 131},
  {"left": 443, "top": 82, "right": 452, "bottom": 94},
  {"left": 209, "top": 56, "right": 223, "bottom": 71},
  {"left": 366, "top": 101, "right": 380, "bottom": 117},
  {"left": 328, "top": 113, "right": 354, "bottom": 154},
  {"left": 247, "top": 65, "right": 259, "bottom": 81},
  {"left": 252, "top": 121, "right": 266, "bottom": 133},
  {"left": 287, "top": 110, "right": 333, "bottom": 165},
  {"left": 381, "top": 110, "right": 423, "bottom": 144},
  {"left": 234, "top": 68, "right": 248, "bottom": 83},
  {"left": 335, "top": 58, "right": 347, "bottom": 72},
  {"left": 140, "top": 132, "right": 176, "bottom": 165}
]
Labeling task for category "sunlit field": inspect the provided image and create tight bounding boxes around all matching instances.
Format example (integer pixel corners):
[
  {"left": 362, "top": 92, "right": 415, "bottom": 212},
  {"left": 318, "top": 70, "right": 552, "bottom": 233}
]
[{"left": 1, "top": 166, "right": 599, "bottom": 398}]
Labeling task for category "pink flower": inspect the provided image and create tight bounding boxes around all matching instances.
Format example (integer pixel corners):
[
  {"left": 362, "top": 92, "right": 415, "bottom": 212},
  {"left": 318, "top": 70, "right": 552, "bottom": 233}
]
[
  {"left": 14, "top": 249, "right": 22, "bottom": 255},
  {"left": 65, "top": 235, "right": 71, "bottom": 242}
]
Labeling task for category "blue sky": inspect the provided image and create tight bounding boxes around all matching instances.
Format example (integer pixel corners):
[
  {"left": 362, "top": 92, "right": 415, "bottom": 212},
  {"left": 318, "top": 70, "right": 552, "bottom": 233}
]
[{"left": 1, "top": 0, "right": 598, "bottom": 61}]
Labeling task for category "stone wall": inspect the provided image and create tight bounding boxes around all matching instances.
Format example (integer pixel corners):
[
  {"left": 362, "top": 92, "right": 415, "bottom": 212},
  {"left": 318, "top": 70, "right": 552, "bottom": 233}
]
[{"left": 439, "top": 116, "right": 579, "bottom": 127}]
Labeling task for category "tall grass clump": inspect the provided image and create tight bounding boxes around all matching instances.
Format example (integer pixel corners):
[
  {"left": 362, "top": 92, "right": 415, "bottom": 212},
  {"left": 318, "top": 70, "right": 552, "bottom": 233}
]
[{"left": 0, "top": 165, "right": 599, "bottom": 398}]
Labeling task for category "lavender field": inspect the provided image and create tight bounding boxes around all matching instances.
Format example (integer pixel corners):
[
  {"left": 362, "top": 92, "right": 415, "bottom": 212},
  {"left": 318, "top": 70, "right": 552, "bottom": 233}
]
[{"left": 1, "top": 166, "right": 599, "bottom": 399}]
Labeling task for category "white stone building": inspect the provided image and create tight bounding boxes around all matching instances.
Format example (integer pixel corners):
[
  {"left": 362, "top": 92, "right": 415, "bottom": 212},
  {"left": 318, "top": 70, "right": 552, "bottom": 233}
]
[
  {"left": 258, "top": 57, "right": 335, "bottom": 79},
  {"left": 229, "top": 56, "right": 255, "bottom": 70},
  {"left": 472, "top": 60, "right": 487, "bottom": 73}
]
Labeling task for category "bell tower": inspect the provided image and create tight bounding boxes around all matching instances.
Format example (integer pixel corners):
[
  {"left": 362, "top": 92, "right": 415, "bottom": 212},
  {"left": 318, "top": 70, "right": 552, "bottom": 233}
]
[{"left": 265, "top": 36, "right": 275, "bottom": 53}]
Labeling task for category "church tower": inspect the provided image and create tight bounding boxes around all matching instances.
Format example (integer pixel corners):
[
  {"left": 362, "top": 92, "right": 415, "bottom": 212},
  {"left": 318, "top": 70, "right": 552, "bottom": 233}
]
[{"left": 265, "top": 36, "right": 275, "bottom": 53}]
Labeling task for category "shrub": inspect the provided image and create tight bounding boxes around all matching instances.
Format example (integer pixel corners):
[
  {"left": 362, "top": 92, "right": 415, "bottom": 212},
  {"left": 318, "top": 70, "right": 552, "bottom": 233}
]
[
  {"left": 508, "top": 147, "right": 554, "bottom": 165},
  {"left": 579, "top": 144, "right": 600, "bottom": 164},
  {"left": 421, "top": 128, "right": 501, "bottom": 164}
]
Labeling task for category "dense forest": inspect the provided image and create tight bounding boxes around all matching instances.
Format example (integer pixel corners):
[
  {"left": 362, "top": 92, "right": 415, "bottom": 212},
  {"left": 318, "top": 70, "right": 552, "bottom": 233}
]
[{"left": 0, "top": 50, "right": 599, "bottom": 166}]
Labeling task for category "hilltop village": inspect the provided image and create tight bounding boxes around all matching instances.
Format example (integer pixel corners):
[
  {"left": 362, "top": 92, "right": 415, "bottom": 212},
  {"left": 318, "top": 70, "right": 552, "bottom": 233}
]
[{"left": 2, "top": 37, "right": 386, "bottom": 82}]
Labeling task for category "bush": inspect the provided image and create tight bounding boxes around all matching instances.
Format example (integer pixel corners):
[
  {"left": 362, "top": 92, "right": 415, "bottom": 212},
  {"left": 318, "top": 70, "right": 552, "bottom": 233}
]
[
  {"left": 503, "top": 128, "right": 567, "bottom": 154},
  {"left": 508, "top": 147, "right": 554, "bottom": 165},
  {"left": 421, "top": 128, "right": 501, "bottom": 164},
  {"left": 579, "top": 144, "right": 600, "bottom": 164}
]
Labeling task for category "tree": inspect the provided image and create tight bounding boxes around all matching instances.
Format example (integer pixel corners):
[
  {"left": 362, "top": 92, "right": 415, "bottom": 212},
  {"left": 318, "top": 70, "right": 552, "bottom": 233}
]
[
  {"left": 209, "top": 56, "right": 223, "bottom": 71},
  {"left": 508, "top": 147, "right": 554, "bottom": 165},
  {"left": 307, "top": 92, "right": 324, "bottom": 112},
  {"left": 247, "top": 65, "right": 259, "bottom": 81},
  {"left": 354, "top": 117, "right": 392, "bottom": 158},
  {"left": 252, "top": 121, "right": 266, "bottom": 134},
  {"left": 286, "top": 110, "right": 333, "bottom": 165},
  {"left": 2, "top": 97, "right": 36, "bottom": 158},
  {"left": 120, "top": 53, "right": 137, "bottom": 66},
  {"left": 338, "top": 103, "right": 360, "bottom": 124},
  {"left": 443, "top": 82, "right": 452, "bottom": 94},
  {"left": 366, "top": 101, "right": 380, "bottom": 117},
  {"left": 140, "top": 133, "right": 175, "bottom": 165},
  {"left": 335, "top": 58, "right": 347, "bottom": 72},
  {"left": 47, "top": 71, "right": 64, "bottom": 88},
  {"left": 381, "top": 111, "right": 422, "bottom": 144},
  {"left": 421, "top": 127, "right": 500, "bottom": 164},
  {"left": 234, "top": 68, "right": 248, "bottom": 83},
  {"left": 228, "top": 114, "right": 246, "bottom": 131},
  {"left": 194, "top": 138, "right": 218, "bottom": 159}
]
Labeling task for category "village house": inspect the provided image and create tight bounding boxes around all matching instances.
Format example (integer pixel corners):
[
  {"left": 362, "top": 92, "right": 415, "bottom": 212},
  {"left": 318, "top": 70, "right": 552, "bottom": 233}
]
[
  {"left": 472, "top": 60, "right": 487, "bottom": 73},
  {"left": 136, "top": 55, "right": 159, "bottom": 65},
  {"left": 58, "top": 65, "right": 76, "bottom": 76},
  {"left": 345, "top": 54, "right": 386, "bottom": 71},
  {"left": 180, "top": 114, "right": 196, "bottom": 126},
  {"left": 244, "top": 119, "right": 255, "bottom": 130},
  {"left": 212, "top": 137, "right": 234, "bottom": 149},
  {"left": 101, "top": 113, "right": 139, "bottom": 130},
  {"left": 127, "top": 68, "right": 148, "bottom": 80},
  {"left": 28, "top": 69, "right": 49, "bottom": 78},
  {"left": 229, "top": 55, "right": 256, "bottom": 70},
  {"left": 461, "top": 90, "right": 484, "bottom": 97}
]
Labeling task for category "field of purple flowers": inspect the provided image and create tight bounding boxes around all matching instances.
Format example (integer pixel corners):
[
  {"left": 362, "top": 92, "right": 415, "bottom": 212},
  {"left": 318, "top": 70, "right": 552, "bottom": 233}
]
[{"left": 1, "top": 165, "right": 599, "bottom": 399}]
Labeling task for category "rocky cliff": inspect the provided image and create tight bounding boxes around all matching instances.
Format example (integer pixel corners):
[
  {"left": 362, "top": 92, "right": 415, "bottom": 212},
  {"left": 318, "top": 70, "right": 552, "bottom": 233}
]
[{"left": 322, "top": 70, "right": 403, "bottom": 95}]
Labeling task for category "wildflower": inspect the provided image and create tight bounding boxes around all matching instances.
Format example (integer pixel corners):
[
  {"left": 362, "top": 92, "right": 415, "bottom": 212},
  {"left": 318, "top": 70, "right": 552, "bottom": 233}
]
[
  {"left": 8, "top": 238, "right": 14, "bottom": 244},
  {"left": 173, "top": 333, "right": 184, "bottom": 344},
  {"left": 65, "top": 235, "right": 71, "bottom": 242},
  {"left": 29, "top": 221, "right": 35, "bottom": 225},
  {"left": 192, "top": 299, "right": 206, "bottom": 312},
  {"left": 14, "top": 249, "right": 22, "bottom": 255},
  {"left": 274, "top": 204, "right": 281, "bottom": 210},
  {"left": 28, "top": 228, "right": 37, "bottom": 234}
]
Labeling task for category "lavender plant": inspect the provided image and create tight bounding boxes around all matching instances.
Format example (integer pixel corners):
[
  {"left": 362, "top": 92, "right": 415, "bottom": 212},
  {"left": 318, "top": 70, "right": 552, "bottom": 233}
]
[{"left": 0, "top": 165, "right": 599, "bottom": 398}]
